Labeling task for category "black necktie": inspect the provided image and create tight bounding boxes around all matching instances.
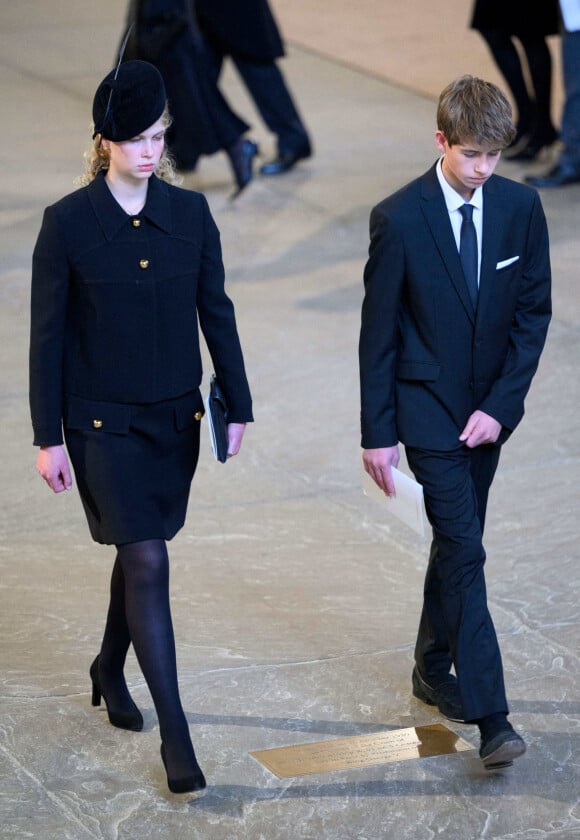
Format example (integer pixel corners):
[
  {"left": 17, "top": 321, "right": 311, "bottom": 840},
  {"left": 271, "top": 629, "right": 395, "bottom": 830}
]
[{"left": 459, "top": 203, "right": 478, "bottom": 308}]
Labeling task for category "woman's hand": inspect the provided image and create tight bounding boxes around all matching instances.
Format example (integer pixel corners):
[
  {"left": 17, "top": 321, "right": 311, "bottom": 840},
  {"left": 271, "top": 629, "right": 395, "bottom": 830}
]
[
  {"left": 226, "top": 423, "right": 246, "bottom": 458},
  {"left": 37, "top": 445, "right": 73, "bottom": 493}
]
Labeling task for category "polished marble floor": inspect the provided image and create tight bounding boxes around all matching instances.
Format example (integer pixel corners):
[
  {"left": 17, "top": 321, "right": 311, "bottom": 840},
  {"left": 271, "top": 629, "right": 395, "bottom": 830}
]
[{"left": 1, "top": 2, "right": 579, "bottom": 839}]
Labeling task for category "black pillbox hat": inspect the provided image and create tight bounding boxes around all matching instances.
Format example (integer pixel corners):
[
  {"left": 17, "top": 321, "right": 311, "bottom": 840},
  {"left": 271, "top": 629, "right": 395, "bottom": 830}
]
[{"left": 92, "top": 60, "right": 167, "bottom": 141}]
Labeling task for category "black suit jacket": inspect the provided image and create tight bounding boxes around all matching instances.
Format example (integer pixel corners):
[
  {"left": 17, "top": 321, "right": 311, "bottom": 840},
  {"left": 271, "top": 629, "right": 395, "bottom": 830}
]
[
  {"left": 30, "top": 171, "right": 252, "bottom": 446},
  {"left": 359, "top": 165, "right": 551, "bottom": 450}
]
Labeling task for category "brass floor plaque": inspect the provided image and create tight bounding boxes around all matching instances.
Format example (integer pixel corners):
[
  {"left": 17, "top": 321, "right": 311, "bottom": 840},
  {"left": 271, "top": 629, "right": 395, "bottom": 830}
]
[{"left": 250, "top": 724, "right": 473, "bottom": 778}]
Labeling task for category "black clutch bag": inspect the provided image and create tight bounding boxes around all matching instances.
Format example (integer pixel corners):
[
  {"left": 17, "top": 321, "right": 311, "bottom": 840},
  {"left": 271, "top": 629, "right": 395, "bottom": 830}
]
[{"left": 205, "top": 375, "right": 229, "bottom": 463}]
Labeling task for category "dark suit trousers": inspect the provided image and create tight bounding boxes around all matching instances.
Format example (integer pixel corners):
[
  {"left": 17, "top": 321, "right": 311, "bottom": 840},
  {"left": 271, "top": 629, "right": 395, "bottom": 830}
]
[
  {"left": 405, "top": 443, "right": 508, "bottom": 721},
  {"left": 205, "top": 46, "right": 310, "bottom": 154}
]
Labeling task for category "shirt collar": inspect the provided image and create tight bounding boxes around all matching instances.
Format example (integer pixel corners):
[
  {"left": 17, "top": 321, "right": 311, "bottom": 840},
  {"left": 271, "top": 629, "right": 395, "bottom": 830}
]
[
  {"left": 87, "top": 170, "right": 173, "bottom": 239},
  {"left": 436, "top": 156, "right": 483, "bottom": 212}
]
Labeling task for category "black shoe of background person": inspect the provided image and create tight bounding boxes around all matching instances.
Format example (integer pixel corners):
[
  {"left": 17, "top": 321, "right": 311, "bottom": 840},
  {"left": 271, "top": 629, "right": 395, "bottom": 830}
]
[
  {"left": 506, "top": 135, "right": 558, "bottom": 162},
  {"left": 227, "top": 137, "right": 259, "bottom": 199},
  {"left": 260, "top": 141, "right": 312, "bottom": 176},
  {"left": 505, "top": 125, "right": 558, "bottom": 162},
  {"left": 479, "top": 724, "right": 526, "bottom": 770},
  {"left": 525, "top": 161, "right": 580, "bottom": 188},
  {"left": 411, "top": 665, "right": 465, "bottom": 723},
  {"left": 507, "top": 124, "right": 530, "bottom": 151}
]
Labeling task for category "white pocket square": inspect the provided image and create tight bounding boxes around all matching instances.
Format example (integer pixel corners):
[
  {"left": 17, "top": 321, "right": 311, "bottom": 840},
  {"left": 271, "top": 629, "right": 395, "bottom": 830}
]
[{"left": 496, "top": 256, "right": 519, "bottom": 270}]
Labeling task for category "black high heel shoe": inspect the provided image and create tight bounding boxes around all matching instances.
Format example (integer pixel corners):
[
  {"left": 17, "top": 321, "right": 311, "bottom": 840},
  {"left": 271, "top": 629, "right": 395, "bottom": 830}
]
[
  {"left": 160, "top": 743, "right": 207, "bottom": 794},
  {"left": 90, "top": 655, "right": 143, "bottom": 732},
  {"left": 227, "top": 137, "right": 259, "bottom": 199}
]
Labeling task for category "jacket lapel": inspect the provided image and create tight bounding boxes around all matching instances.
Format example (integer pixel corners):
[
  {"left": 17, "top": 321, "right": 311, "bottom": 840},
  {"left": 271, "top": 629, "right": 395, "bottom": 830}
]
[
  {"left": 419, "top": 166, "right": 476, "bottom": 324},
  {"left": 476, "top": 177, "right": 509, "bottom": 325}
]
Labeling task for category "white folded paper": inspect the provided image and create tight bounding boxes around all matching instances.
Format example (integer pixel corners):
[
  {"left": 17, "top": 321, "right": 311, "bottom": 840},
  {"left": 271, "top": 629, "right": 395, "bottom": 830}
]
[{"left": 362, "top": 466, "right": 426, "bottom": 538}]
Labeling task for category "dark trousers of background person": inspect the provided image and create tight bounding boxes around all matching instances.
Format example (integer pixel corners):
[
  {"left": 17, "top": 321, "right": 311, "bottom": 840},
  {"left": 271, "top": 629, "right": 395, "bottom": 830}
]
[
  {"left": 478, "top": 30, "right": 556, "bottom": 146},
  {"left": 204, "top": 46, "right": 310, "bottom": 157},
  {"left": 405, "top": 442, "right": 508, "bottom": 723},
  {"left": 561, "top": 28, "right": 580, "bottom": 166}
]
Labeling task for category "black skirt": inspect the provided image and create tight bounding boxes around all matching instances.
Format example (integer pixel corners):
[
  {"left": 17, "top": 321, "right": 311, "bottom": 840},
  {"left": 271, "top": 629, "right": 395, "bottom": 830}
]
[
  {"left": 64, "top": 390, "right": 204, "bottom": 545},
  {"left": 470, "top": 0, "right": 560, "bottom": 37}
]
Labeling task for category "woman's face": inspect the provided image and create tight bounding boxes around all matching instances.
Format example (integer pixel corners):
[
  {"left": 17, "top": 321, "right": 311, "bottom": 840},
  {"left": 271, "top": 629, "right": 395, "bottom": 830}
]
[{"left": 104, "top": 117, "right": 166, "bottom": 183}]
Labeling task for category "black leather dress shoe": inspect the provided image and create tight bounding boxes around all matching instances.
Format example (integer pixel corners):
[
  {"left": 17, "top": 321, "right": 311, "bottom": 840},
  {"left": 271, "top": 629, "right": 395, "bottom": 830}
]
[
  {"left": 227, "top": 137, "right": 259, "bottom": 198},
  {"left": 525, "top": 161, "right": 580, "bottom": 188},
  {"left": 479, "top": 726, "right": 526, "bottom": 770},
  {"left": 507, "top": 138, "right": 555, "bottom": 162},
  {"left": 504, "top": 126, "right": 558, "bottom": 162},
  {"left": 412, "top": 666, "right": 465, "bottom": 723},
  {"left": 259, "top": 143, "right": 312, "bottom": 176}
]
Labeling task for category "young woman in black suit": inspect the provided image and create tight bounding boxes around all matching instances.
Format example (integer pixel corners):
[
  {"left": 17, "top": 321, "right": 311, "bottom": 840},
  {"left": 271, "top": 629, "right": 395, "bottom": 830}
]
[{"left": 29, "top": 60, "right": 253, "bottom": 794}]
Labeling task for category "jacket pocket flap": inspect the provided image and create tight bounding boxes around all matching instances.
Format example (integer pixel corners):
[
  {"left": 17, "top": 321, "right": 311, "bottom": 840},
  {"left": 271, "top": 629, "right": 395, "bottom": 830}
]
[
  {"left": 174, "top": 390, "right": 205, "bottom": 431},
  {"left": 64, "top": 395, "right": 131, "bottom": 435},
  {"left": 396, "top": 360, "right": 440, "bottom": 381}
]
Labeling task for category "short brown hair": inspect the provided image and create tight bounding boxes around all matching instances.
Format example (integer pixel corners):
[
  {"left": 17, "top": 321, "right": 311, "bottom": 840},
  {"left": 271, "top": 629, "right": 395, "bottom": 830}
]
[{"left": 437, "top": 75, "right": 516, "bottom": 148}]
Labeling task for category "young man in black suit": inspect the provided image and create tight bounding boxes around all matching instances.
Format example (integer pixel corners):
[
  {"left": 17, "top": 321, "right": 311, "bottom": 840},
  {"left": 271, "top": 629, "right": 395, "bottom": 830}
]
[{"left": 359, "top": 76, "right": 551, "bottom": 770}]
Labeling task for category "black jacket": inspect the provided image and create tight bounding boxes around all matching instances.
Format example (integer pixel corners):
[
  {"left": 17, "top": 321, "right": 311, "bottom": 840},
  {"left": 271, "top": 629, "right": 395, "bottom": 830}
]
[
  {"left": 30, "top": 171, "right": 252, "bottom": 446},
  {"left": 359, "top": 165, "right": 551, "bottom": 450}
]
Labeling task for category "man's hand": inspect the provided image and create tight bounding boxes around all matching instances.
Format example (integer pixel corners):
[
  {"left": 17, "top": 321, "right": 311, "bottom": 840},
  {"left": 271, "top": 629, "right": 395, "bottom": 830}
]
[
  {"left": 459, "top": 410, "right": 501, "bottom": 448},
  {"left": 37, "top": 445, "right": 73, "bottom": 493},
  {"left": 226, "top": 423, "right": 246, "bottom": 458},
  {"left": 362, "top": 445, "right": 400, "bottom": 496}
]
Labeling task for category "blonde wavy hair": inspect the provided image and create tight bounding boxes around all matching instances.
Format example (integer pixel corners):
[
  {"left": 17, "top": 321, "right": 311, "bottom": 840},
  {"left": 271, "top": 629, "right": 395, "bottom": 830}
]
[{"left": 76, "top": 105, "right": 181, "bottom": 186}]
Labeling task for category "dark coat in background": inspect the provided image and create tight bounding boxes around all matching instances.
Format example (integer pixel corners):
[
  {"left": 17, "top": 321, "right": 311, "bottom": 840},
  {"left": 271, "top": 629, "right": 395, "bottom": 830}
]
[
  {"left": 195, "top": 0, "right": 284, "bottom": 62},
  {"left": 123, "top": 0, "right": 248, "bottom": 169},
  {"left": 471, "top": 0, "right": 560, "bottom": 37}
]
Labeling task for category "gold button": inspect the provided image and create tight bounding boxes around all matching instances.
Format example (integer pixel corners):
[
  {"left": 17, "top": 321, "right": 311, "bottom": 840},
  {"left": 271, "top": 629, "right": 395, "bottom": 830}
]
[
  {"left": 194, "top": 411, "right": 203, "bottom": 421},
  {"left": 93, "top": 419, "right": 103, "bottom": 429},
  {"left": 132, "top": 219, "right": 141, "bottom": 228},
  {"left": 139, "top": 259, "right": 149, "bottom": 269}
]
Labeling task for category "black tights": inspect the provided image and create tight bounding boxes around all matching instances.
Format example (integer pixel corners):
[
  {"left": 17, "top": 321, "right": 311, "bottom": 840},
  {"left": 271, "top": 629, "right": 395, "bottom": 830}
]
[
  {"left": 99, "top": 539, "right": 200, "bottom": 782},
  {"left": 480, "top": 30, "right": 556, "bottom": 141}
]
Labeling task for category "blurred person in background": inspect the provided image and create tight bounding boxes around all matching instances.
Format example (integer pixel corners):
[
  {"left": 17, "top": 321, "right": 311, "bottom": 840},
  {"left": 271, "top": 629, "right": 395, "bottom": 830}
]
[
  {"left": 124, "top": 0, "right": 260, "bottom": 196},
  {"left": 470, "top": 0, "right": 559, "bottom": 160},
  {"left": 527, "top": 0, "right": 580, "bottom": 186},
  {"left": 196, "top": 0, "right": 312, "bottom": 175}
]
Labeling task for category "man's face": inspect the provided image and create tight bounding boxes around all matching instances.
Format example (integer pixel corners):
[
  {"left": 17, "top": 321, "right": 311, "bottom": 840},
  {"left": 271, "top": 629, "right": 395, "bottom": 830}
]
[{"left": 435, "top": 131, "right": 502, "bottom": 200}]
